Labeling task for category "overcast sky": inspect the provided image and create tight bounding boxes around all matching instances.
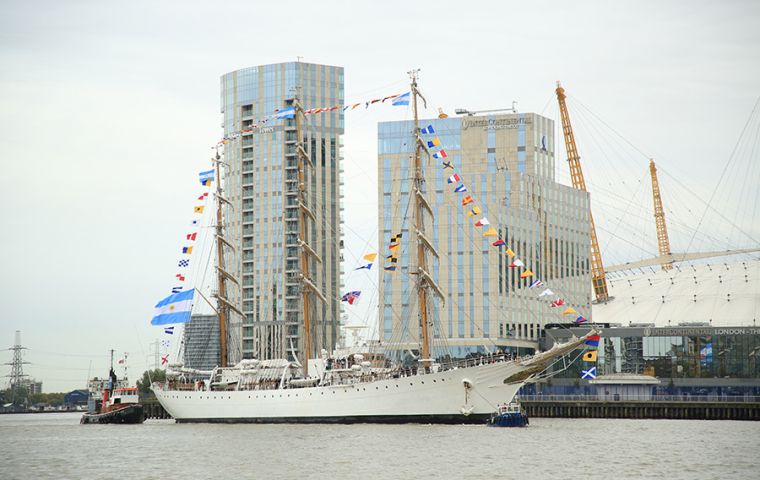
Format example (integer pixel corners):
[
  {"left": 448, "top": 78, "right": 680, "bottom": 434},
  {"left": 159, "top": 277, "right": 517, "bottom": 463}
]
[{"left": 1, "top": 0, "right": 758, "bottom": 392}]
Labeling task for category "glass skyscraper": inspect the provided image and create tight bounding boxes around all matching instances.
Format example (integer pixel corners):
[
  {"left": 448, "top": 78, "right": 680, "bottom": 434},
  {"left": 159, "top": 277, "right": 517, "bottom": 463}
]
[
  {"left": 378, "top": 113, "right": 591, "bottom": 357},
  {"left": 220, "top": 62, "right": 344, "bottom": 361}
]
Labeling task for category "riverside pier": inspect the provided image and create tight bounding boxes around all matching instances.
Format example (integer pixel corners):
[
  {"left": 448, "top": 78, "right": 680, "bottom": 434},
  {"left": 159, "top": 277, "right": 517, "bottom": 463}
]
[
  {"left": 142, "top": 397, "right": 760, "bottom": 421},
  {"left": 521, "top": 395, "right": 760, "bottom": 421}
]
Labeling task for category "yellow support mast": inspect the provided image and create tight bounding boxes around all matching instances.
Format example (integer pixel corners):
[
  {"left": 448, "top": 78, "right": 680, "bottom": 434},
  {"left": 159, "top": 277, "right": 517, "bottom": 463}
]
[
  {"left": 555, "top": 82, "right": 610, "bottom": 303},
  {"left": 649, "top": 159, "right": 673, "bottom": 271}
]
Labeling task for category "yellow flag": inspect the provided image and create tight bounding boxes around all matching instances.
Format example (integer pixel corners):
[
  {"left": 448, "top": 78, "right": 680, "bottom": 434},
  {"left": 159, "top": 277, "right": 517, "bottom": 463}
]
[
  {"left": 467, "top": 206, "right": 482, "bottom": 217},
  {"left": 194, "top": 206, "right": 205, "bottom": 214},
  {"left": 389, "top": 244, "right": 400, "bottom": 253},
  {"left": 363, "top": 253, "right": 378, "bottom": 262},
  {"left": 563, "top": 307, "right": 577, "bottom": 315},
  {"left": 582, "top": 350, "right": 598, "bottom": 362},
  {"left": 520, "top": 269, "right": 534, "bottom": 279},
  {"left": 505, "top": 248, "right": 516, "bottom": 257},
  {"left": 483, "top": 227, "right": 497, "bottom": 237}
]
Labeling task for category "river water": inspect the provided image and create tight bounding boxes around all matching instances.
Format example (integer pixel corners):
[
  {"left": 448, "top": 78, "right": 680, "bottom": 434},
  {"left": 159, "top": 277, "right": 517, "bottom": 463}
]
[{"left": 2, "top": 412, "right": 758, "bottom": 479}]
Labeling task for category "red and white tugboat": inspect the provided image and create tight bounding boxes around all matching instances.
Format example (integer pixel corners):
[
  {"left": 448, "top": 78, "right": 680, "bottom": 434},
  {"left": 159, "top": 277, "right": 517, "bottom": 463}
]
[{"left": 81, "top": 352, "right": 144, "bottom": 424}]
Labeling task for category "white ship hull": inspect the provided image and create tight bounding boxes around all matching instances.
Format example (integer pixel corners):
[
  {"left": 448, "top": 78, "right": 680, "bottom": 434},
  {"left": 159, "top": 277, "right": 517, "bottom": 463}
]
[{"left": 154, "top": 360, "right": 527, "bottom": 424}]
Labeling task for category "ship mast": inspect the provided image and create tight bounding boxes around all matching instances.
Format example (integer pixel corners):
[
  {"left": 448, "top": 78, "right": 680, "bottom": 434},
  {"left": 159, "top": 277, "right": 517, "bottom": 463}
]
[
  {"left": 214, "top": 153, "right": 229, "bottom": 367},
  {"left": 409, "top": 70, "right": 444, "bottom": 367},
  {"left": 291, "top": 96, "right": 326, "bottom": 377},
  {"left": 212, "top": 149, "right": 244, "bottom": 368}
]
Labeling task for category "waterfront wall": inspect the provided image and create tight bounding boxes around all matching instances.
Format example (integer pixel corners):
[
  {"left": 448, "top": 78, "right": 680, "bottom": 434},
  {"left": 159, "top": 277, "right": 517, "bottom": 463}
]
[
  {"left": 522, "top": 398, "right": 760, "bottom": 421},
  {"left": 143, "top": 402, "right": 172, "bottom": 420},
  {"left": 141, "top": 399, "right": 759, "bottom": 421}
]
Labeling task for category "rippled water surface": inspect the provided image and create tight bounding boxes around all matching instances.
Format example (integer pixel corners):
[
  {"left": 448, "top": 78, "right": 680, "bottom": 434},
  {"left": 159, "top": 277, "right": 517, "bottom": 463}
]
[{"left": 2, "top": 412, "right": 758, "bottom": 479}]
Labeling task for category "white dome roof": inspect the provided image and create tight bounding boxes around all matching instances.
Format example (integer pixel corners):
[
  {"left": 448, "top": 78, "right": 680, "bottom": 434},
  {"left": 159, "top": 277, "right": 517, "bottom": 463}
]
[{"left": 591, "top": 259, "right": 760, "bottom": 328}]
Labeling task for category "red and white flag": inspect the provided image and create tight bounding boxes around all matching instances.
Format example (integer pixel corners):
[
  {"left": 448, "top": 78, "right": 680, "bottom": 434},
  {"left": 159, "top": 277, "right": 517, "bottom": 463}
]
[{"left": 186, "top": 232, "right": 197, "bottom": 241}]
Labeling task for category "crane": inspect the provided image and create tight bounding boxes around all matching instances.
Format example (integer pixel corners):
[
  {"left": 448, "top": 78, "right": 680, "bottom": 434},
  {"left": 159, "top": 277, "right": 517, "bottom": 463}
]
[
  {"left": 555, "top": 82, "right": 610, "bottom": 303},
  {"left": 649, "top": 159, "right": 673, "bottom": 271}
]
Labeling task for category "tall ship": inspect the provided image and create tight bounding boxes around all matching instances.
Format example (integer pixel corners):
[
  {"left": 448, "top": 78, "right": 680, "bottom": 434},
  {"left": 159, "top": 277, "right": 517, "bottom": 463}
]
[{"left": 151, "top": 71, "right": 598, "bottom": 423}]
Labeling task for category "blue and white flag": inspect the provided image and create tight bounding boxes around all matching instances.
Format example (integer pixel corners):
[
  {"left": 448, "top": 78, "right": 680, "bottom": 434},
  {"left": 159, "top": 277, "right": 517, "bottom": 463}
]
[
  {"left": 392, "top": 92, "right": 410, "bottom": 106},
  {"left": 454, "top": 184, "right": 467, "bottom": 193},
  {"left": 151, "top": 289, "right": 195, "bottom": 325},
  {"left": 581, "top": 366, "right": 597, "bottom": 379},
  {"left": 178, "top": 259, "right": 190, "bottom": 268},
  {"left": 171, "top": 286, "right": 183, "bottom": 293},
  {"left": 164, "top": 326, "right": 175, "bottom": 335},
  {"left": 199, "top": 169, "right": 215, "bottom": 186},
  {"left": 275, "top": 107, "right": 295, "bottom": 119},
  {"left": 421, "top": 125, "right": 435, "bottom": 135},
  {"left": 160, "top": 340, "right": 171, "bottom": 348}
]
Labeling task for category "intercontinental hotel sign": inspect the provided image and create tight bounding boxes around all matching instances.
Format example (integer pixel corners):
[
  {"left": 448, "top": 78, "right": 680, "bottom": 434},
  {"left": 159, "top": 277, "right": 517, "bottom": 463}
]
[
  {"left": 461, "top": 116, "right": 533, "bottom": 131},
  {"left": 641, "top": 327, "right": 760, "bottom": 336}
]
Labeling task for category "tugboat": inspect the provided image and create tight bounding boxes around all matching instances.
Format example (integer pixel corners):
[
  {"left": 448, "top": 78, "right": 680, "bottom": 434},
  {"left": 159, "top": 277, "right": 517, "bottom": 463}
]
[
  {"left": 487, "top": 402, "right": 529, "bottom": 427},
  {"left": 81, "top": 351, "right": 144, "bottom": 424}
]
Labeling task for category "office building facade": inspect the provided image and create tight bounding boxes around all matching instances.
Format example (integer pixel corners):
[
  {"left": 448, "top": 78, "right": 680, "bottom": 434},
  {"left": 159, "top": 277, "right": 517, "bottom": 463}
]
[
  {"left": 184, "top": 314, "right": 220, "bottom": 371},
  {"left": 221, "top": 62, "right": 344, "bottom": 361},
  {"left": 378, "top": 113, "right": 591, "bottom": 357}
]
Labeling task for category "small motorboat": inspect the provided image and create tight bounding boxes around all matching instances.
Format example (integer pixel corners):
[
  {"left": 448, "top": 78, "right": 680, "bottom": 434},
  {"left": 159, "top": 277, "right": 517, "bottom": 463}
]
[{"left": 487, "top": 402, "right": 529, "bottom": 427}]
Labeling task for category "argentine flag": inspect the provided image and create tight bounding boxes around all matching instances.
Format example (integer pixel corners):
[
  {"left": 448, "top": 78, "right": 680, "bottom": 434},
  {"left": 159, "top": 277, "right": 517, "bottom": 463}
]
[
  {"left": 392, "top": 92, "right": 410, "bottom": 106},
  {"left": 151, "top": 289, "right": 195, "bottom": 325},
  {"left": 275, "top": 107, "right": 295, "bottom": 119}
]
